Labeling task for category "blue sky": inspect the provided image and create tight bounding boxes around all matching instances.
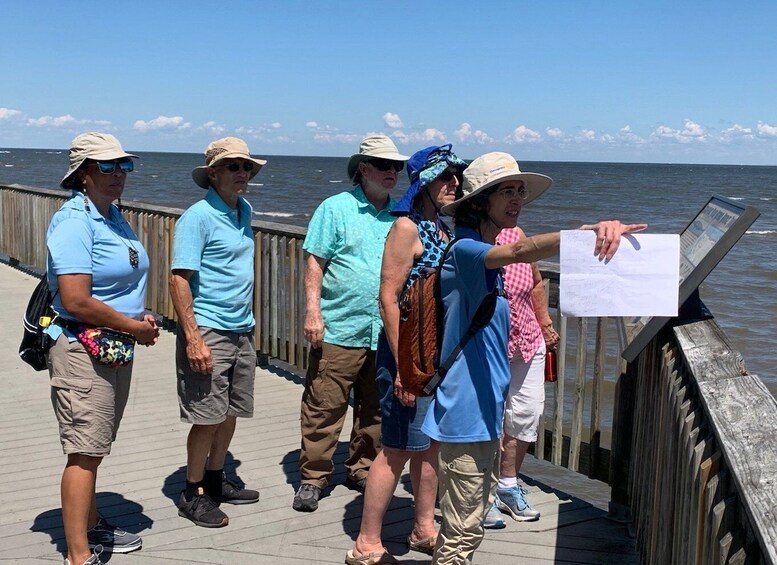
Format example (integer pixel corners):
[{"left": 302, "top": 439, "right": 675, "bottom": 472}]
[{"left": 2, "top": 1, "right": 776, "bottom": 164}]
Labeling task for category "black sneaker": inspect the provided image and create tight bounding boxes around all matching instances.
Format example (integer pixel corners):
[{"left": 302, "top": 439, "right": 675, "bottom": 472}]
[
  {"left": 177, "top": 487, "right": 229, "bottom": 527},
  {"left": 87, "top": 517, "right": 142, "bottom": 554},
  {"left": 206, "top": 473, "right": 260, "bottom": 505},
  {"left": 292, "top": 484, "right": 321, "bottom": 512}
]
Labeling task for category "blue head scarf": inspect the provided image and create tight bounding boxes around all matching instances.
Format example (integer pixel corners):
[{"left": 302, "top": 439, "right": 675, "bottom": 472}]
[{"left": 392, "top": 144, "right": 468, "bottom": 216}]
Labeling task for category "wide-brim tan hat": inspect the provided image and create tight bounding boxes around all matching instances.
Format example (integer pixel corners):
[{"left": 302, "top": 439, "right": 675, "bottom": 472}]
[
  {"left": 441, "top": 151, "right": 552, "bottom": 215},
  {"left": 346, "top": 134, "right": 409, "bottom": 182},
  {"left": 60, "top": 132, "right": 138, "bottom": 188},
  {"left": 192, "top": 137, "right": 267, "bottom": 189}
]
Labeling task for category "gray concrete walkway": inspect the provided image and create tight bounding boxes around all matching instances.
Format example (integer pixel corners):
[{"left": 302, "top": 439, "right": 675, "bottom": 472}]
[{"left": 0, "top": 262, "right": 636, "bottom": 564}]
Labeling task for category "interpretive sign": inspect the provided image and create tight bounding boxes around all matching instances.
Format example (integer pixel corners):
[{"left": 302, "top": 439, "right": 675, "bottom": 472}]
[{"left": 621, "top": 195, "right": 760, "bottom": 362}]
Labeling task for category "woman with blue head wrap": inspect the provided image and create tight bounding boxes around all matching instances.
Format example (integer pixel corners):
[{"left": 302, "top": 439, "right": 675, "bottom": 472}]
[{"left": 346, "top": 145, "right": 467, "bottom": 564}]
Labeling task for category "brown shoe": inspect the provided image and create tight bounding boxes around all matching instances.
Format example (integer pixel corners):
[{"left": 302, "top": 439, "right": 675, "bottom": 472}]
[
  {"left": 407, "top": 534, "right": 437, "bottom": 555},
  {"left": 344, "top": 548, "right": 397, "bottom": 564}
]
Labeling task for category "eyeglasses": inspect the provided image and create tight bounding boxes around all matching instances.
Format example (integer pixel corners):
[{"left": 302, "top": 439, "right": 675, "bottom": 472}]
[
  {"left": 214, "top": 161, "right": 255, "bottom": 172},
  {"left": 95, "top": 159, "right": 134, "bottom": 174},
  {"left": 365, "top": 158, "right": 404, "bottom": 172},
  {"left": 495, "top": 186, "right": 528, "bottom": 200}
]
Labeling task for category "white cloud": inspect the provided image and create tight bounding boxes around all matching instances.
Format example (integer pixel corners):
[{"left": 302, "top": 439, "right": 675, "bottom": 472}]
[
  {"left": 271, "top": 122, "right": 281, "bottom": 129},
  {"left": 721, "top": 124, "right": 753, "bottom": 140},
  {"left": 383, "top": 112, "right": 404, "bottom": 128},
  {"left": 757, "top": 121, "right": 777, "bottom": 137},
  {"left": 27, "top": 114, "right": 77, "bottom": 127},
  {"left": 201, "top": 121, "right": 225, "bottom": 136},
  {"left": 578, "top": 129, "right": 596, "bottom": 141},
  {"left": 313, "top": 132, "right": 362, "bottom": 144},
  {"left": 545, "top": 127, "right": 565, "bottom": 139},
  {"left": 0, "top": 107, "right": 22, "bottom": 120},
  {"left": 305, "top": 121, "right": 318, "bottom": 128},
  {"left": 389, "top": 128, "right": 447, "bottom": 145},
  {"left": 617, "top": 125, "right": 645, "bottom": 143},
  {"left": 651, "top": 119, "right": 706, "bottom": 143},
  {"left": 133, "top": 115, "right": 191, "bottom": 132},
  {"left": 454, "top": 122, "right": 493, "bottom": 144},
  {"left": 505, "top": 125, "right": 542, "bottom": 144}
]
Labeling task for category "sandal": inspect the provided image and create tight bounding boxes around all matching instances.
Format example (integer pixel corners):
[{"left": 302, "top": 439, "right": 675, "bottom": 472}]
[
  {"left": 406, "top": 534, "right": 437, "bottom": 555},
  {"left": 345, "top": 548, "right": 398, "bottom": 564}
]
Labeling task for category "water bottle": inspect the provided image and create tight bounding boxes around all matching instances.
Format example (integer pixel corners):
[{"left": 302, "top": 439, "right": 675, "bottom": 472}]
[{"left": 544, "top": 350, "right": 557, "bottom": 382}]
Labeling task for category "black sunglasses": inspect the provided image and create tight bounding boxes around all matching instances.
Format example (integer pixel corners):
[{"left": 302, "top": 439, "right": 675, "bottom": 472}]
[
  {"left": 365, "top": 158, "right": 404, "bottom": 172},
  {"left": 95, "top": 159, "right": 134, "bottom": 174},
  {"left": 215, "top": 161, "right": 255, "bottom": 172},
  {"left": 437, "top": 169, "right": 458, "bottom": 183}
]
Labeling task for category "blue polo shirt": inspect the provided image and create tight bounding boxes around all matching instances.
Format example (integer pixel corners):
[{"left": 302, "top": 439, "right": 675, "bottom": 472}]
[
  {"left": 171, "top": 187, "right": 255, "bottom": 332},
  {"left": 303, "top": 185, "right": 396, "bottom": 350},
  {"left": 421, "top": 226, "right": 511, "bottom": 443},
  {"left": 46, "top": 191, "right": 150, "bottom": 340}
]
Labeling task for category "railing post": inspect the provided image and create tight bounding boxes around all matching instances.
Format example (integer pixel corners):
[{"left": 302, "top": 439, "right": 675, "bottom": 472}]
[{"left": 609, "top": 358, "right": 637, "bottom": 520}]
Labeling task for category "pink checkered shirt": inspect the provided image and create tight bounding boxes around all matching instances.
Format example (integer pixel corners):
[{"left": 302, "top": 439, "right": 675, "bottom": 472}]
[{"left": 496, "top": 227, "right": 544, "bottom": 362}]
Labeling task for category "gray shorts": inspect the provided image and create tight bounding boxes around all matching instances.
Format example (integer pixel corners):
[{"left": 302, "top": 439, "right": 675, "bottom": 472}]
[
  {"left": 176, "top": 327, "right": 256, "bottom": 424},
  {"left": 48, "top": 334, "right": 132, "bottom": 457}
]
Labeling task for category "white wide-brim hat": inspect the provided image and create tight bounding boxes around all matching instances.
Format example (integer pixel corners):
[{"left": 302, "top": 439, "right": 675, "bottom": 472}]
[
  {"left": 60, "top": 132, "right": 138, "bottom": 188},
  {"left": 346, "top": 134, "right": 409, "bottom": 182},
  {"left": 441, "top": 151, "right": 552, "bottom": 215},
  {"left": 192, "top": 137, "right": 268, "bottom": 189}
]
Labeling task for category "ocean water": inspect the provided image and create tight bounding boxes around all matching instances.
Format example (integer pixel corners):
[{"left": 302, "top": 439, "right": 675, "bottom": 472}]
[{"left": 2, "top": 148, "right": 775, "bottom": 398}]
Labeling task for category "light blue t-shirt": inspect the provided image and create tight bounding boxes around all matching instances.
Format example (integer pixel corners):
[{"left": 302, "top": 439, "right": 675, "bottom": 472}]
[
  {"left": 303, "top": 185, "right": 396, "bottom": 350},
  {"left": 46, "top": 191, "right": 150, "bottom": 340},
  {"left": 421, "top": 227, "right": 511, "bottom": 443},
  {"left": 171, "top": 187, "right": 255, "bottom": 332}
]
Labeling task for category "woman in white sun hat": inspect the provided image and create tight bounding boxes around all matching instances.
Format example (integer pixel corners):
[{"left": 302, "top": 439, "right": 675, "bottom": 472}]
[
  {"left": 420, "top": 151, "right": 646, "bottom": 564},
  {"left": 48, "top": 132, "right": 159, "bottom": 565}
]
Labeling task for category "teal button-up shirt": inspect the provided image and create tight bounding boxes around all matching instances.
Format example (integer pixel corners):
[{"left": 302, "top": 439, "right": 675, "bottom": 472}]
[{"left": 303, "top": 185, "right": 396, "bottom": 350}]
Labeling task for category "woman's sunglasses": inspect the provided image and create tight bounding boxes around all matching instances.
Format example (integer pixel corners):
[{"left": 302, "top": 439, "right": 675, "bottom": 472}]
[
  {"left": 437, "top": 169, "right": 458, "bottom": 183},
  {"left": 365, "top": 158, "right": 404, "bottom": 172},
  {"left": 95, "top": 159, "right": 134, "bottom": 174},
  {"left": 215, "top": 161, "right": 255, "bottom": 172}
]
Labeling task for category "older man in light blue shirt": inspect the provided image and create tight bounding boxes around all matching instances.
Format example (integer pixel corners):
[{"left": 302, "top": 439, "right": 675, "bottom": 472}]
[{"left": 293, "top": 135, "right": 408, "bottom": 512}]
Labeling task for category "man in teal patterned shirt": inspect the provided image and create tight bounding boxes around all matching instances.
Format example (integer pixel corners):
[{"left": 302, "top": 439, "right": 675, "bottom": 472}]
[{"left": 293, "top": 135, "right": 409, "bottom": 512}]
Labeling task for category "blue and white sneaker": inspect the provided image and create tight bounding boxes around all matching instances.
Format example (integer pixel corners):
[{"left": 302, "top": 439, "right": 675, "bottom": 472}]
[
  {"left": 483, "top": 501, "right": 506, "bottom": 529},
  {"left": 495, "top": 485, "right": 541, "bottom": 522},
  {"left": 87, "top": 517, "right": 142, "bottom": 553}
]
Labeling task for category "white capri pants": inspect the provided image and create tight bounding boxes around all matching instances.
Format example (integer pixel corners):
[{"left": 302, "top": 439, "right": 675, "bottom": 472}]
[{"left": 503, "top": 342, "right": 546, "bottom": 442}]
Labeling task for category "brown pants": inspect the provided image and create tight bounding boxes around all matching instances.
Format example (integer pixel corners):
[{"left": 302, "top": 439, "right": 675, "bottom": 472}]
[{"left": 298, "top": 343, "right": 381, "bottom": 488}]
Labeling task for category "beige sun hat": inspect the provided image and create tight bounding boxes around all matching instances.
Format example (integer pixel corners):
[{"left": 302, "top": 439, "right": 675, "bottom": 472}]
[
  {"left": 192, "top": 137, "right": 268, "bottom": 189},
  {"left": 440, "top": 151, "right": 552, "bottom": 215},
  {"left": 60, "top": 132, "right": 138, "bottom": 188},
  {"left": 346, "top": 134, "right": 409, "bottom": 183}
]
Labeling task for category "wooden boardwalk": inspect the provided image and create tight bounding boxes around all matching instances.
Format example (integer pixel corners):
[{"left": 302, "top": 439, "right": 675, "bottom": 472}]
[{"left": 0, "top": 262, "right": 636, "bottom": 564}]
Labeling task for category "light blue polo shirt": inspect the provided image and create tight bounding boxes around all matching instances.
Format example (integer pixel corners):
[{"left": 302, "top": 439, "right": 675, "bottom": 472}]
[
  {"left": 171, "top": 187, "right": 255, "bottom": 332},
  {"left": 303, "top": 185, "right": 396, "bottom": 350},
  {"left": 421, "top": 227, "right": 511, "bottom": 443},
  {"left": 46, "top": 191, "right": 150, "bottom": 340}
]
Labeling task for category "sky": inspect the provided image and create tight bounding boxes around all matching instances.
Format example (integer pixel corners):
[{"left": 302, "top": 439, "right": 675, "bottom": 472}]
[{"left": 2, "top": 1, "right": 777, "bottom": 165}]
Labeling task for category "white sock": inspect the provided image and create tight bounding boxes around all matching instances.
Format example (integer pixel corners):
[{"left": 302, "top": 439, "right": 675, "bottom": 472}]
[{"left": 498, "top": 476, "right": 518, "bottom": 490}]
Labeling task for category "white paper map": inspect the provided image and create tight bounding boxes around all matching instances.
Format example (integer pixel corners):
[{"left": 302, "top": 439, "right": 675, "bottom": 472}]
[{"left": 559, "top": 231, "right": 680, "bottom": 317}]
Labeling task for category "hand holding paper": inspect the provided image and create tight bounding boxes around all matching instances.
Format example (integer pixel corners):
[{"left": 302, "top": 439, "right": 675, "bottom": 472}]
[{"left": 560, "top": 231, "right": 680, "bottom": 317}]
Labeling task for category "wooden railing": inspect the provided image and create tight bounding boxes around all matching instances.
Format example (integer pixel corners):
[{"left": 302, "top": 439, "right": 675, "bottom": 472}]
[{"left": 3, "top": 184, "right": 775, "bottom": 562}]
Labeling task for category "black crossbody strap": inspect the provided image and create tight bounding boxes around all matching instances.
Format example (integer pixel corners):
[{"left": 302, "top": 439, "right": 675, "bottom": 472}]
[{"left": 423, "top": 275, "right": 505, "bottom": 395}]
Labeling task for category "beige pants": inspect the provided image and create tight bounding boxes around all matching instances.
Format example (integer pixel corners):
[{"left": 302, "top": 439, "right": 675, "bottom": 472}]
[
  {"left": 48, "top": 334, "right": 132, "bottom": 457},
  {"left": 298, "top": 342, "right": 381, "bottom": 488},
  {"left": 434, "top": 440, "right": 500, "bottom": 565}
]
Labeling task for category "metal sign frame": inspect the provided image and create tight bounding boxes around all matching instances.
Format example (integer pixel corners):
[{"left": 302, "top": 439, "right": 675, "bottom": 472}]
[{"left": 621, "top": 194, "right": 760, "bottom": 362}]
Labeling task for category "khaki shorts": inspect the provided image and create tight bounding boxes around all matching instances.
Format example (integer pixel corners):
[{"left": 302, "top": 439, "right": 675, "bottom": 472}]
[
  {"left": 48, "top": 334, "right": 133, "bottom": 457},
  {"left": 176, "top": 327, "right": 256, "bottom": 425}
]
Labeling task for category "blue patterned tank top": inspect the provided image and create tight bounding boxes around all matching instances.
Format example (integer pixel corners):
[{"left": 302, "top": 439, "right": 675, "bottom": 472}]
[{"left": 404, "top": 211, "right": 452, "bottom": 291}]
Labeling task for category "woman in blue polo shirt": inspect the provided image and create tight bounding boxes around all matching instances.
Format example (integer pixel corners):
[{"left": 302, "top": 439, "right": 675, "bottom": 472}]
[
  {"left": 422, "top": 152, "right": 646, "bottom": 564},
  {"left": 46, "top": 133, "right": 159, "bottom": 565}
]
